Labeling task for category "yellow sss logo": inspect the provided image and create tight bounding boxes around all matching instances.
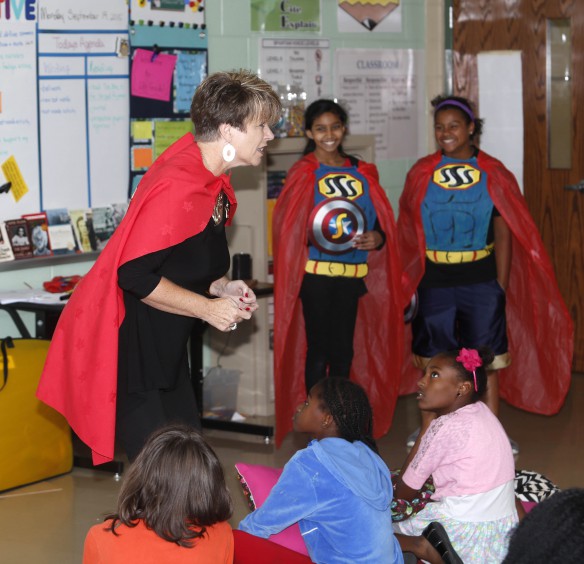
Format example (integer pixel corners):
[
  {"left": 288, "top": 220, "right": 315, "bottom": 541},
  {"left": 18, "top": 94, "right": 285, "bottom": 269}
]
[
  {"left": 318, "top": 173, "right": 364, "bottom": 200},
  {"left": 433, "top": 164, "right": 481, "bottom": 190}
]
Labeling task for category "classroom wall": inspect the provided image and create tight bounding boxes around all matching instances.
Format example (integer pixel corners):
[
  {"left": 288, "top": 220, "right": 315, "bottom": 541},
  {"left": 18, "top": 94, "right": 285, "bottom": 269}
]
[
  {"left": 0, "top": 0, "right": 445, "bottom": 297},
  {"left": 205, "top": 0, "right": 444, "bottom": 210}
]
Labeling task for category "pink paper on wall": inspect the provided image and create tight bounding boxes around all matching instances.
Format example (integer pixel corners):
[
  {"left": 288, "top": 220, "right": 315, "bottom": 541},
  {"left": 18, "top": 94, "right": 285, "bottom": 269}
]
[{"left": 131, "top": 48, "right": 177, "bottom": 102}]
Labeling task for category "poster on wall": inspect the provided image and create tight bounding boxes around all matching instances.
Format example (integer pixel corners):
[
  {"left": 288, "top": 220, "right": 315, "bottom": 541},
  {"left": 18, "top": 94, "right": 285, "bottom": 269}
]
[
  {"left": 335, "top": 49, "right": 425, "bottom": 160},
  {"left": 130, "top": 0, "right": 205, "bottom": 27},
  {"left": 259, "top": 38, "right": 331, "bottom": 105},
  {"left": 251, "top": 0, "right": 320, "bottom": 33},
  {"left": 337, "top": 0, "right": 401, "bottom": 33}
]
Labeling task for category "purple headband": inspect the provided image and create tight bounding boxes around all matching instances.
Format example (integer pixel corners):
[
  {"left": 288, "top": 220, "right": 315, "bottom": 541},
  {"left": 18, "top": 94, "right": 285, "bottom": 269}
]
[{"left": 435, "top": 99, "right": 475, "bottom": 122}]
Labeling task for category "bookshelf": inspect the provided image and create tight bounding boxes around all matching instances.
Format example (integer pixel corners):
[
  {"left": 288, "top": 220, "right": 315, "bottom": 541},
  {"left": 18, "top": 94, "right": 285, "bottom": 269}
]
[{"left": 0, "top": 252, "right": 99, "bottom": 273}]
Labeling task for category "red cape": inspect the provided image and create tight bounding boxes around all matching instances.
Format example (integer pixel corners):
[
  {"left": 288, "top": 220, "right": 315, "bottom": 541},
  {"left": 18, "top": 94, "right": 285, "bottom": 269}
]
[
  {"left": 398, "top": 150, "right": 573, "bottom": 412},
  {"left": 273, "top": 153, "right": 404, "bottom": 446},
  {"left": 37, "top": 134, "right": 237, "bottom": 464}
]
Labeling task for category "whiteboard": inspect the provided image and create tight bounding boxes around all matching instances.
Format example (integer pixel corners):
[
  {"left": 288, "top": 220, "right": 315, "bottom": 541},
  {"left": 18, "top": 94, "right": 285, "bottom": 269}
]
[
  {"left": 0, "top": 1, "right": 129, "bottom": 222},
  {"left": 39, "top": 78, "right": 89, "bottom": 209},
  {"left": 0, "top": 21, "right": 40, "bottom": 220},
  {"left": 37, "top": 31, "right": 130, "bottom": 210}
]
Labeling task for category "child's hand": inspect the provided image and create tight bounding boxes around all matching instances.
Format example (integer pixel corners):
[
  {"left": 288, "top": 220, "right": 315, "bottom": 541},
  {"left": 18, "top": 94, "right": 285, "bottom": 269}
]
[{"left": 352, "top": 231, "right": 382, "bottom": 250}]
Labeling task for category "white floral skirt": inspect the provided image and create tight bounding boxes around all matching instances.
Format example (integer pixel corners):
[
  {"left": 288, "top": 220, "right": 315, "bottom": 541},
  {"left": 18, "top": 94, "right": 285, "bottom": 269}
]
[{"left": 393, "top": 500, "right": 518, "bottom": 564}]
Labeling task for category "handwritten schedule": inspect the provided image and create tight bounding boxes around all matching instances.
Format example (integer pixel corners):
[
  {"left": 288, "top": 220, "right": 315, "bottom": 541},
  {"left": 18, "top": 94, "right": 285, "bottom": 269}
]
[
  {"left": 37, "top": 29, "right": 129, "bottom": 210},
  {"left": 0, "top": 21, "right": 39, "bottom": 219}
]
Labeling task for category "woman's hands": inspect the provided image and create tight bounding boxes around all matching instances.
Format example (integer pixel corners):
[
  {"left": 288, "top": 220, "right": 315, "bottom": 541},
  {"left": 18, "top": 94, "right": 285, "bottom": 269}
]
[
  {"left": 352, "top": 230, "right": 383, "bottom": 251},
  {"left": 141, "top": 276, "right": 258, "bottom": 333},
  {"left": 208, "top": 277, "right": 258, "bottom": 331}
]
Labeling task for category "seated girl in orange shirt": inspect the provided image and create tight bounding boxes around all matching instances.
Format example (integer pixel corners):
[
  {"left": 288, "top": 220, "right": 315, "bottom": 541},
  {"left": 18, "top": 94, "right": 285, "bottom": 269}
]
[{"left": 83, "top": 424, "right": 234, "bottom": 564}]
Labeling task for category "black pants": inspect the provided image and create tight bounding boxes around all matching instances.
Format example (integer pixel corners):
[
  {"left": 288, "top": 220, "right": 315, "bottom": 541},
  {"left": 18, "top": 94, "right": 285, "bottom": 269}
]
[
  {"left": 300, "top": 273, "right": 366, "bottom": 393},
  {"left": 115, "top": 367, "right": 201, "bottom": 462}
]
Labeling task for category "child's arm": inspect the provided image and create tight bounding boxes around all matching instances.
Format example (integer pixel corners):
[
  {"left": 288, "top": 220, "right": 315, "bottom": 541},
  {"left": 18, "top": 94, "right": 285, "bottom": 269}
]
[
  {"left": 239, "top": 458, "right": 317, "bottom": 538},
  {"left": 395, "top": 411, "right": 436, "bottom": 502}
]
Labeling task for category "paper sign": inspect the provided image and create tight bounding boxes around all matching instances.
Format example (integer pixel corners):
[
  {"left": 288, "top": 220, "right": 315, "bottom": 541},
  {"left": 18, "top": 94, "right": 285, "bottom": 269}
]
[
  {"left": 131, "top": 49, "right": 177, "bottom": 102},
  {"left": 251, "top": 0, "right": 321, "bottom": 32},
  {"left": 132, "top": 120, "right": 154, "bottom": 141},
  {"left": 154, "top": 120, "right": 193, "bottom": 158},
  {"left": 132, "top": 146, "right": 153, "bottom": 169},
  {"left": 1, "top": 156, "right": 29, "bottom": 202},
  {"left": 174, "top": 52, "right": 206, "bottom": 114}
]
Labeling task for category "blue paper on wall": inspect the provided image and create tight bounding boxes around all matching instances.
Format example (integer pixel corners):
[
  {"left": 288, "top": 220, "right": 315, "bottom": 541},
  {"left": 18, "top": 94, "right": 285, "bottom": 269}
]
[{"left": 174, "top": 52, "right": 207, "bottom": 114}]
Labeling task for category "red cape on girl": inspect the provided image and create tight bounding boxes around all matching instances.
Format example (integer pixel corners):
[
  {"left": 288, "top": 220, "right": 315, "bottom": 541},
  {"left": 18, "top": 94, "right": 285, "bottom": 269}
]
[
  {"left": 273, "top": 153, "right": 404, "bottom": 446},
  {"left": 37, "top": 134, "right": 236, "bottom": 464},
  {"left": 398, "top": 150, "right": 573, "bottom": 412}
]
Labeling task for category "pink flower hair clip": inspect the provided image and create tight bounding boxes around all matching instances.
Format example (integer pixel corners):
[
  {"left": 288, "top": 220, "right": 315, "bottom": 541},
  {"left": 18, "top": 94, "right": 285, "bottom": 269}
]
[{"left": 456, "top": 348, "right": 482, "bottom": 392}]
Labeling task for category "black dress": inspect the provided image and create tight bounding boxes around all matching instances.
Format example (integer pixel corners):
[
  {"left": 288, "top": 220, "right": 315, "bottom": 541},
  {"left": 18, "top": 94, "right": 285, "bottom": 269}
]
[{"left": 115, "top": 205, "right": 229, "bottom": 460}]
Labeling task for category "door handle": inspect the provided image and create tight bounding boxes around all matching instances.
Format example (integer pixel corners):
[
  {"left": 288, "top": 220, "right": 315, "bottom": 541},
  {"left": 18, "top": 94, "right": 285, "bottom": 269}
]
[{"left": 564, "top": 180, "right": 584, "bottom": 192}]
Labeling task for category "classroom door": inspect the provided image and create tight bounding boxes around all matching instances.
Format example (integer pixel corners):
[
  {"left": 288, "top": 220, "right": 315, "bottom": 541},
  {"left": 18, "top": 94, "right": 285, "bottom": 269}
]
[{"left": 452, "top": 0, "right": 584, "bottom": 371}]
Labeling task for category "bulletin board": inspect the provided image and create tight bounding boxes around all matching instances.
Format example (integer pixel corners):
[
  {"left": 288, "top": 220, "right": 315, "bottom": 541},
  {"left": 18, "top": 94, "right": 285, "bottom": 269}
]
[
  {"left": 128, "top": 0, "right": 207, "bottom": 196},
  {"left": 129, "top": 45, "right": 207, "bottom": 194},
  {"left": 0, "top": 0, "right": 130, "bottom": 222}
]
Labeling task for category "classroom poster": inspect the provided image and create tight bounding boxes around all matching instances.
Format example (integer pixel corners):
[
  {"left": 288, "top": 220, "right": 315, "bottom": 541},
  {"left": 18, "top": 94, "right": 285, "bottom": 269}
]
[
  {"left": 335, "top": 48, "right": 425, "bottom": 160},
  {"left": 337, "top": 0, "right": 402, "bottom": 33},
  {"left": 251, "top": 0, "right": 321, "bottom": 33},
  {"left": 259, "top": 38, "right": 331, "bottom": 104},
  {"left": 130, "top": 0, "right": 205, "bottom": 27}
]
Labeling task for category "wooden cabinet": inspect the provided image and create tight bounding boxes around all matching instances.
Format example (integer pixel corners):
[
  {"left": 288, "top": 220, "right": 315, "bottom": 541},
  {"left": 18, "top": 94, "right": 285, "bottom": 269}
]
[{"left": 206, "top": 135, "right": 375, "bottom": 419}]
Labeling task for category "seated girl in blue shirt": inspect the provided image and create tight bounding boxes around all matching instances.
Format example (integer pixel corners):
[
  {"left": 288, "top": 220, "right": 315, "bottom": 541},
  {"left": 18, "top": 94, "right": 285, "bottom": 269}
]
[{"left": 239, "top": 377, "right": 403, "bottom": 564}]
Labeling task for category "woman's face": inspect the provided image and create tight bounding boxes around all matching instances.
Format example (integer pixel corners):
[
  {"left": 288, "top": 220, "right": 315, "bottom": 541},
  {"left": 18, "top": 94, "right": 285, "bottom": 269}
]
[
  {"left": 434, "top": 108, "right": 474, "bottom": 159},
  {"left": 416, "top": 355, "right": 465, "bottom": 416},
  {"left": 306, "top": 112, "right": 346, "bottom": 158},
  {"left": 293, "top": 384, "right": 330, "bottom": 437},
  {"left": 229, "top": 118, "right": 274, "bottom": 168}
]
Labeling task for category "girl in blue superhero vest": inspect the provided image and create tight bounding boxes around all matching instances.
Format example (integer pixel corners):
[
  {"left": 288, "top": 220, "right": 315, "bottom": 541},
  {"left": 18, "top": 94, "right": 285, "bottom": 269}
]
[
  {"left": 273, "top": 99, "right": 401, "bottom": 398},
  {"left": 399, "top": 95, "right": 573, "bottom": 446}
]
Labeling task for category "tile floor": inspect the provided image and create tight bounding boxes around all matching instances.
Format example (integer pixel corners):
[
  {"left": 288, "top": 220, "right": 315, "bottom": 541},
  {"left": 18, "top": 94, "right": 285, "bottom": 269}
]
[{"left": 1, "top": 373, "right": 583, "bottom": 563}]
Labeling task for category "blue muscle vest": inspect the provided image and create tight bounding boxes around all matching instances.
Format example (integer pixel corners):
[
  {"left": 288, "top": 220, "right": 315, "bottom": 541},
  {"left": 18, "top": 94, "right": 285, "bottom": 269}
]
[
  {"left": 422, "top": 155, "right": 494, "bottom": 251},
  {"left": 308, "top": 163, "right": 377, "bottom": 264}
]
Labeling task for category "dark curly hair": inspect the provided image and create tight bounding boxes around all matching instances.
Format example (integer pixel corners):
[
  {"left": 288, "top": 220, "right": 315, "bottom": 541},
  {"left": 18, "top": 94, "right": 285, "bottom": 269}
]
[
  {"left": 302, "top": 99, "right": 350, "bottom": 157},
  {"left": 105, "top": 424, "right": 233, "bottom": 548},
  {"left": 503, "top": 489, "right": 584, "bottom": 563},
  {"left": 314, "top": 377, "right": 378, "bottom": 454},
  {"left": 435, "top": 348, "right": 494, "bottom": 401},
  {"left": 431, "top": 94, "right": 484, "bottom": 140}
]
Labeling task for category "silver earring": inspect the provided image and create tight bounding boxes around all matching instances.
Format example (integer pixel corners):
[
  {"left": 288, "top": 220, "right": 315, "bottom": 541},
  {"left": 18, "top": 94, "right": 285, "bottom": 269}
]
[{"left": 222, "top": 143, "right": 235, "bottom": 162}]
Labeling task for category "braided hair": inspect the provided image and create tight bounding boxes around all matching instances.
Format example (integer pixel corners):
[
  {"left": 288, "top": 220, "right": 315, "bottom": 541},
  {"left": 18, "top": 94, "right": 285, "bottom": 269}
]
[
  {"left": 314, "top": 377, "right": 378, "bottom": 454},
  {"left": 438, "top": 348, "right": 494, "bottom": 401},
  {"left": 503, "top": 489, "right": 584, "bottom": 563}
]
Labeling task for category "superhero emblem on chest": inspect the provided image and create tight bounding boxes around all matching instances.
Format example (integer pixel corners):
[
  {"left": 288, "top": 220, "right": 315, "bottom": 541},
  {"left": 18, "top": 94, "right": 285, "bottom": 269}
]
[
  {"left": 318, "top": 172, "right": 364, "bottom": 200},
  {"left": 308, "top": 197, "right": 367, "bottom": 254},
  {"left": 432, "top": 164, "right": 481, "bottom": 190}
]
